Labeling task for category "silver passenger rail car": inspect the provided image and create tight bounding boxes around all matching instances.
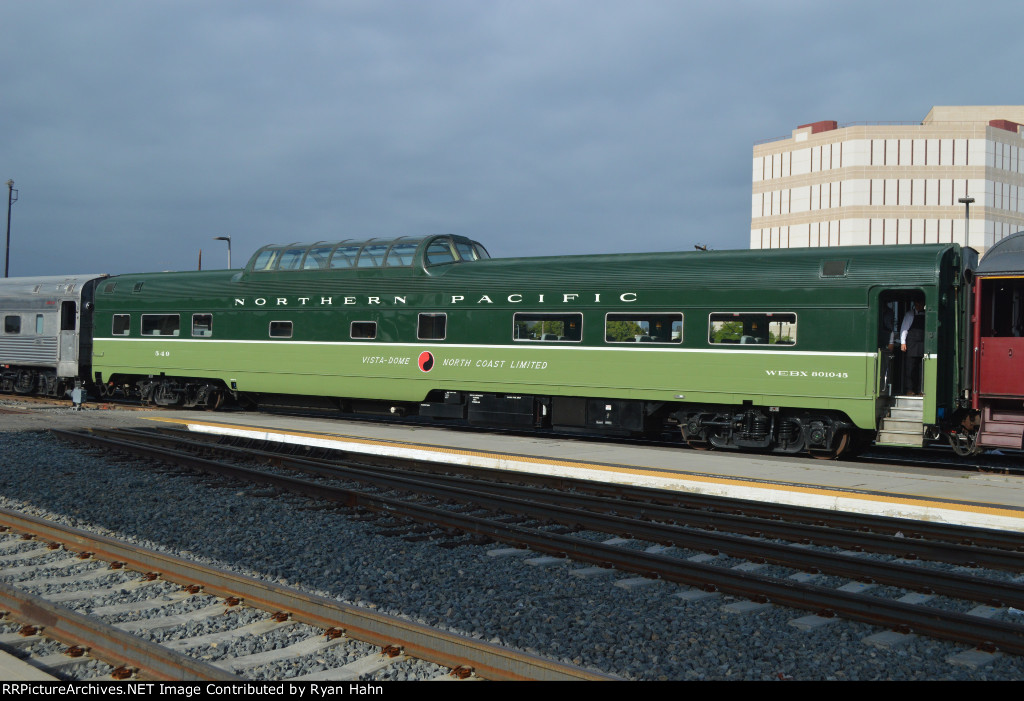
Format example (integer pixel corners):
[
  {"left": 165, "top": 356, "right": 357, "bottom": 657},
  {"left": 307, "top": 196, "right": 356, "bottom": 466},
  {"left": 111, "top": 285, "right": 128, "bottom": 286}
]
[{"left": 0, "top": 274, "right": 109, "bottom": 396}]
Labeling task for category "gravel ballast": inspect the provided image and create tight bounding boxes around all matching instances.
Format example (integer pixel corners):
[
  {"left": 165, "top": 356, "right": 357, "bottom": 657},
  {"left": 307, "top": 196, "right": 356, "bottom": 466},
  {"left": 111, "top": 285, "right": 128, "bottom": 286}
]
[{"left": 1, "top": 409, "right": 1023, "bottom": 680}]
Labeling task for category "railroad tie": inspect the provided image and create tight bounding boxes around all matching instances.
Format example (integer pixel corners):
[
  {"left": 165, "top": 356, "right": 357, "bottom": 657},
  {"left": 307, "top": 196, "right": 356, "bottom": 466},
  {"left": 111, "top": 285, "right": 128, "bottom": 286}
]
[
  {"left": 0, "top": 554, "right": 85, "bottom": 577},
  {"left": 0, "top": 650, "right": 58, "bottom": 681},
  {"left": 0, "top": 545, "right": 62, "bottom": 564},
  {"left": 90, "top": 588, "right": 194, "bottom": 616},
  {"left": 213, "top": 634, "right": 349, "bottom": 673},
  {"left": 163, "top": 616, "right": 296, "bottom": 652},
  {"left": 289, "top": 651, "right": 408, "bottom": 682},
  {"left": 45, "top": 576, "right": 163, "bottom": 604},
  {"left": 17, "top": 566, "right": 134, "bottom": 590},
  {"left": 114, "top": 602, "right": 231, "bottom": 633}
]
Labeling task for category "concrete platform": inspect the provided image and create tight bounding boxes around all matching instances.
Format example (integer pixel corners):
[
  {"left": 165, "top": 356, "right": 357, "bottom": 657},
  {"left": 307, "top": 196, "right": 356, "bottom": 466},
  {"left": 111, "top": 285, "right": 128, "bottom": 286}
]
[{"left": 146, "top": 411, "right": 1024, "bottom": 532}]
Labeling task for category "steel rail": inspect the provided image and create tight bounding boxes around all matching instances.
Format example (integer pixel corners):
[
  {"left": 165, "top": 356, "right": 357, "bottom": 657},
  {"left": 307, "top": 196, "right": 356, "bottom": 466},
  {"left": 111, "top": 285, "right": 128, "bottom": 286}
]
[
  {"left": 54, "top": 429, "right": 1024, "bottom": 656},
  {"left": 0, "top": 512, "right": 614, "bottom": 682},
  {"left": 0, "top": 579, "right": 238, "bottom": 681},
  {"left": 390, "top": 497, "right": 1024, "bottom": 655}
]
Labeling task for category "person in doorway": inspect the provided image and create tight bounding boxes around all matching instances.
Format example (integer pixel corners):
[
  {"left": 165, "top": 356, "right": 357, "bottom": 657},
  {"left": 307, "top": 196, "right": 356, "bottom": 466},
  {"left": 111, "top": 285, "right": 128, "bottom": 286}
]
[{"left": 900, "top": 299, "right": 925, "bottom": 395}]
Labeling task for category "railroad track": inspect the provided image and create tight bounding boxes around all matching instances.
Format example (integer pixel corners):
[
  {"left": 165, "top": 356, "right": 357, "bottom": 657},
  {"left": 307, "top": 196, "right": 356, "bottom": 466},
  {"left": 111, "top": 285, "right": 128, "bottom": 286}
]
[
  {"left": 0, "top": 508, "right": 615, "bottom": 681},
  {"left": 133, "top": 424, "right": 1024, "bottom": 551},
  {"left": 51, "top": 426, "right": 1024, "bottom": 662}
]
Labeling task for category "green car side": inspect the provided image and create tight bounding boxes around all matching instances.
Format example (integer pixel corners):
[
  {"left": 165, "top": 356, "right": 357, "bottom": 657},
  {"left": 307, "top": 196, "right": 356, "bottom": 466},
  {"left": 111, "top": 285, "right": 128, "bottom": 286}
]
[{"left": 91, "top": 235, "right": 975, "bottom": 456}]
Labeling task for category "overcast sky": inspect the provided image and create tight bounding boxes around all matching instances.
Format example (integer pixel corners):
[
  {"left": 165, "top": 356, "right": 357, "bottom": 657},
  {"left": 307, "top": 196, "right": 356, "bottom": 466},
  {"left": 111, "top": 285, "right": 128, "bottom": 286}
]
[{"left": 2, "top": 0, "right": 1020, "bottom": 277}]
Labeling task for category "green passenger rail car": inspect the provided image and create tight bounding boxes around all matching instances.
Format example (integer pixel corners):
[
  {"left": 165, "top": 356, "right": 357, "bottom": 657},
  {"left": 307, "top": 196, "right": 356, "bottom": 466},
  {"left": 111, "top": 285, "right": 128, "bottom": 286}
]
[{"left": 90, "top": 235, "right": 976, "bottom": 458}]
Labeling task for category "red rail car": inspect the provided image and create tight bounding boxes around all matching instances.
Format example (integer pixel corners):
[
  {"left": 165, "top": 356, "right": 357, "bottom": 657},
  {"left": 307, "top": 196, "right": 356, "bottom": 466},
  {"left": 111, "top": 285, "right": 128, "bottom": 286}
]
[{"left": 973, "top": 231, "right": 1024, "bottom": 449}]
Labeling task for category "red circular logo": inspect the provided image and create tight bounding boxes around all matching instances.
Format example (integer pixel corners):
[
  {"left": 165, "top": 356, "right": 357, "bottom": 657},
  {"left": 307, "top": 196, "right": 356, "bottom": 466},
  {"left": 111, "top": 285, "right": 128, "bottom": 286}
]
[{"left": 418, "top": 351, "right": 434, "bottom": 372}]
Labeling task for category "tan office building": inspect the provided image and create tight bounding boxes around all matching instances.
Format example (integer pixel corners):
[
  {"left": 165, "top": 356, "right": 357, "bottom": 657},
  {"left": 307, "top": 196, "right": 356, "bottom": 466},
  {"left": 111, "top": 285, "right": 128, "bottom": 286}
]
[{"left": 751, "top": 106, "right": 1024, "bottom": 256}]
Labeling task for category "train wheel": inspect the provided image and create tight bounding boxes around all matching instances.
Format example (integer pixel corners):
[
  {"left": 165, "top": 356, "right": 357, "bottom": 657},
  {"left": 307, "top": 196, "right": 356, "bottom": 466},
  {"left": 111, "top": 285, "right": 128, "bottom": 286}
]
[
  {"left": 206, "top": 390, "right": 224, "bottom": 411},
  {"left": 13, "top": 370, "right": 35, "bottom": 395},
  {"left": 947, "top": 429, "right": 978, "bottom": 457},
  {"left": 680, "top": 424, "right": 713, "bottom": 451},
  {"left": 686, "top": 438, "right": 714, "bottom": 451},
  {"left": 809, "top": 430, "right": 850, "bottom": 460}
]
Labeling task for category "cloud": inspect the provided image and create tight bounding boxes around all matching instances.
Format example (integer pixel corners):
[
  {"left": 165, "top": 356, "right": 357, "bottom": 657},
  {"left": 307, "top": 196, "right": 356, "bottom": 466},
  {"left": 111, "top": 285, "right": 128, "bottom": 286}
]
[{"left": 1, "top": 0, "right": 1022, "bottom": 275}]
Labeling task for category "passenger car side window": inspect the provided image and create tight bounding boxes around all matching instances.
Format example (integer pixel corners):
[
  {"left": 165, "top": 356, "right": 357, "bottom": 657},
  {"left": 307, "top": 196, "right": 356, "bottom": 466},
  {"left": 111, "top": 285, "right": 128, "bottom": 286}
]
[{"left": 709, "top": 313, "right": 797, "bottom": 346}]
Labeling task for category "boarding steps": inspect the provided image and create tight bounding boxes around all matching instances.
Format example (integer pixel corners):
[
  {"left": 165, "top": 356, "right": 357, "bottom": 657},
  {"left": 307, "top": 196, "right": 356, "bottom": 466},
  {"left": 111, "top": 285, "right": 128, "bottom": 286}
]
[
  {"left": 976, "top": 406, "right": 1024, "bottom": 449},
  {"left": 876, "top": 395, "right": 924, "bottom": 447}
]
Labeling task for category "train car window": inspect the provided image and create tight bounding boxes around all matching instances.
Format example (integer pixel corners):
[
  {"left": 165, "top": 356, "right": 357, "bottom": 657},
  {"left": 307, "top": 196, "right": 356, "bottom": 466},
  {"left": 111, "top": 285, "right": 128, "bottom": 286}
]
[
  {"left": 351, "top": 321, "right": 377, "bottom": 339},
  {"left": 278, "top": 248, "right": 306, "bottom": 270},
  {"left": 708, "top": 313, "right": 797, "bottom": 346},
  {"left": 35, "top": 315, "right": 44, "bottom": 335},
  {"left": 303, "top": 247, "right": 333, "bottom": 270},
  {"left": 4, "top": 316, "right": 20, "bottom": 334},
  {"left": 418, "top": 313, "right": 447, "bottom": 340},
  {"left": 514, "top": 313, "right": 583, "bottom": 342},
  {"left": 60, "top": 302, "right": 76, "bottom": 331},
  {"left": 357, "top": 244, "right": 388, "bottom": 267},
  {"left": 141, "top": 314, "right": 180, "bottom": 337},
  {"left": 385, "top": 243, "right": 417, "bottom": 267},
  {"left": 192, "top": 314, "right": 213, "bottom": 337},
  {"left": 980, "top": 278, "right": 1024, "bottom": 337},
  {"left": 252, "top": 249, "right": 281, "bottom": 271},
  {"left": 269, "top": 321, "right": 293, "bottom": 338},
  {"left": 455, "top": 242, "right": 478, "bottom": 261},
  {"left": 425, "top": 240, "right": 457, "bottom": 265},
  {"left": 605, "top": 313, "right": 683, "bottom": 343},
  {"left": 112, "top": 314, "right": 131, "bottom": 336},
  {"left": 330, "top": 246, "right": 360, "bottom": 269}
]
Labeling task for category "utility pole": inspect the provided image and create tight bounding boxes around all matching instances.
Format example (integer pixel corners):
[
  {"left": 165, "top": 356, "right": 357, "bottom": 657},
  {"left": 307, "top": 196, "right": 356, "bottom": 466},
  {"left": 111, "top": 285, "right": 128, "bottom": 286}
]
[{"left": 5, "top": 180, "right": 17, "bottom": 278}]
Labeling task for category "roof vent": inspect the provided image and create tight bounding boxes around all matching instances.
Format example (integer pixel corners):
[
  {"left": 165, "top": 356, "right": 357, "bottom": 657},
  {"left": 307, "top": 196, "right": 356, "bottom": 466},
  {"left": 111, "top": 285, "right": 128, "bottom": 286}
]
[
  {"left": 798, "top": 120, "right": 838, "bottom": 134},
  {"left": 821, "top": 260, "right": 848, "bottom": 277},
  {"left": 990, "top": 119, "right": 1023, "bottom": 134}
]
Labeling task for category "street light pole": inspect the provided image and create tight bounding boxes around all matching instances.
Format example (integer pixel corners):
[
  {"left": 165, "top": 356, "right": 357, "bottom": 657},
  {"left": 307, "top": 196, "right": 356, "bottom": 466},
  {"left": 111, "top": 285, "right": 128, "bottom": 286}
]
[
  {"left": 5, "top": 180, "right": 18, "bottom": 278},
  {"left": 213, "top": 236, "right": 232, "bottom": 268},
  {"left": 958, "top": 196, "right": 975, "bottom": 248}
]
